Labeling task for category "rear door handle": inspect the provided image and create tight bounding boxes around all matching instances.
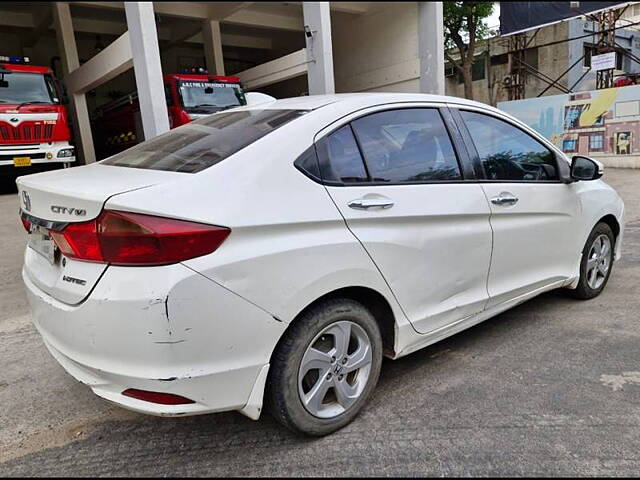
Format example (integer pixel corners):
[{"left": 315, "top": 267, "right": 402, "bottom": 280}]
[
  {"left": 348, "top": 198, "right": 394, "bottom": 210},
  {"left": 490, "top": 192, "right": 519, "bottom": 206}
]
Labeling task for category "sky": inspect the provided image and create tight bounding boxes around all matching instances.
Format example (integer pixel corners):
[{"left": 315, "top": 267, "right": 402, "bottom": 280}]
[{"left": 486, "top": 2, "right": 501, "bottom": 31}]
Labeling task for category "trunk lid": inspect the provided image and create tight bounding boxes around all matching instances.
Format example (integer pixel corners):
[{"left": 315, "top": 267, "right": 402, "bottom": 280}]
[{"left": 17, "top": 163, "right": 189, "bottom": 304}]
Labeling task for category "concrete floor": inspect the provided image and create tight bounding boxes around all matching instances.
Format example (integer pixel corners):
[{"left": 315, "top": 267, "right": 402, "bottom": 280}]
[{"left": 1, "top": 169, "right": 639, "bottom": 476}]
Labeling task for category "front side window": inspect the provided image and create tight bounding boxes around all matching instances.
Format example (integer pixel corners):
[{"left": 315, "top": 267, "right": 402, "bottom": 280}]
[
  {"left": 102, "top": 109, "right": 307, "bottom": 173},
  {"left": 461, "top": 110, "right": 558, "bottom": 181},
  {"left": 350, "top": 108, "right": 461, "bottom": 183}
]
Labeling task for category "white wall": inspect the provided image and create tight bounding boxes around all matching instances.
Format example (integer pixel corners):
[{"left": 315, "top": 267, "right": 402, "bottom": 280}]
[{"left": 332, "top": 3, "right": 420, "bottom": 93}]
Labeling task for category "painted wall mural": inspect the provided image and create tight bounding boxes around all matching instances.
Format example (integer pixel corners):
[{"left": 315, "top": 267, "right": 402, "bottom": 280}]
[{"left": 497, "top": 84, "right": 640, "bottom": 160}]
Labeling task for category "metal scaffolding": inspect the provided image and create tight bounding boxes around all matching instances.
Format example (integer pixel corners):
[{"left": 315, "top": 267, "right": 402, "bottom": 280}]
[{"left": 497, "top": 3, "right": 640, "bottom": 99}]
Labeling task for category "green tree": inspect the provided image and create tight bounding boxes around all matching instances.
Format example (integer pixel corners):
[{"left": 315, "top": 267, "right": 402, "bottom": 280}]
[{"left": 443, "top": 1, "right": 494, "bottom": 100}]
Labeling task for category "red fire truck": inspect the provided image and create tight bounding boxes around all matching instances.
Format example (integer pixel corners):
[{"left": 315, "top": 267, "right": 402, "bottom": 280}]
[
  {"left": 0, "top": 56, "right": 75, "bottom": 174},
  {"left": 93, "top": 73, "right": 246, "bottom": 159}
]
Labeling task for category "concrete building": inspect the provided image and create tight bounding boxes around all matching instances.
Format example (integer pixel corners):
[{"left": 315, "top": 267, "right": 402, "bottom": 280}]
[
  {"left": 0, "top": 1, "right": 446, "bottom": 164},
  {"left": 445, "top": 8, "right": 640, "bottom": 105}
]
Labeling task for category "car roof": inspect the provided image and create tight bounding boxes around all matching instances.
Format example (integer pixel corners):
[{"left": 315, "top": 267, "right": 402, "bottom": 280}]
[{"left": 249, "top": 92, "right": 495, "bottom": 112}]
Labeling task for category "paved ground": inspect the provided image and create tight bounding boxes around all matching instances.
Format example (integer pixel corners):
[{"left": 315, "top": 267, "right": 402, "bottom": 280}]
[{"left": 1, "top": 170, "right": 640, "bottom": 476}]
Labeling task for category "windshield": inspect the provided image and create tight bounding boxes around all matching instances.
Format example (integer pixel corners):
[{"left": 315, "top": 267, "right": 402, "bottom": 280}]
[
  {"left": 178, "top": 81, "right": 246, "bottom": 112},
  {"left": 101, "top": 109, "right": 307, "bottom": 173},
  {"left": 0, "top": 72, "right": 58, "bottom": 105}
]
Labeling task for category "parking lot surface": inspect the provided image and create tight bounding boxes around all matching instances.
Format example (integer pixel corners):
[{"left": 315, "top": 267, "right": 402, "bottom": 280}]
[{"left": 1, "top": 169, "right": 640, "bottom": 476}]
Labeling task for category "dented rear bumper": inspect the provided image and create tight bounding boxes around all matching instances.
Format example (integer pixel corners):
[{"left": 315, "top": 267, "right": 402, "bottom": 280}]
[{"left": 23, "top": 261, "right": 286, "bottom": 418}]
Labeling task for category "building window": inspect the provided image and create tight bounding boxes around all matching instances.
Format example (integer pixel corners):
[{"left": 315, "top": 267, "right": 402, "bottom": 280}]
[
  {"left": 584, "top": 45, "right": 593, "bottom": 67},
  {"left": 449, "top": 58, "right": 486, "bottom": 83},
  {"left": 563, "top": 139, "right": 578, "bottom": 152},
  {"left": 616, "top": 50, "right": 624, "bottom": 70},
  {"left": 490, "top": 53, "right": 508, "bottom": 65},
  {"left": 445, "top": 63, "right": 456, "bottom": 78},
  {"left": 589, "top": 133, "right": 604, "bottom": 151},
  {"left": 472, "top": 58, "right": 486, "bottom": 81}
]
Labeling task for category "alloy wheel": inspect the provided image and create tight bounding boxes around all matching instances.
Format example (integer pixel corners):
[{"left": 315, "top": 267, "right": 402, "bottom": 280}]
[
  {"left": 297, "top": 321, "right": 372, "bottom": 419},
  {"left": 586, "top": 233, "right": 612, "bottom": 290}
]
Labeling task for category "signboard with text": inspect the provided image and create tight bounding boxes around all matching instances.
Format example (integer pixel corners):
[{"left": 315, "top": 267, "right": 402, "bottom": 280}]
[{"left": 592, "top": 52, "right": 617, "bottom": 71}]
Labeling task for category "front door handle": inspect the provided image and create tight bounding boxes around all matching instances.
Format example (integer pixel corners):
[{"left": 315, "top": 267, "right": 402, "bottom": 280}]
[
  {"left": 490, "top": 192, "right": 519, "bottom": 206},
  {"left": 348, "top": 198, "right": 394, "bottom": 210}
]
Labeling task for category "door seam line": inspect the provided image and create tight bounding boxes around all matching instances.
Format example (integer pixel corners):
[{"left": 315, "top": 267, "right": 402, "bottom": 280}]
[
  {"left": 478, "top": 184, "right": 495, "bottom": 311},
  {"left": 320, "top": 184, "right": 420, "bottom": 334}
]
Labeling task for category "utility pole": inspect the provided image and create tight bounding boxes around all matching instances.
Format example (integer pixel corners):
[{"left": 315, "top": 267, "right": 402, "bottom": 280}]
[{"left": 595, "top": 9, "right": 617, "bottom": 89}]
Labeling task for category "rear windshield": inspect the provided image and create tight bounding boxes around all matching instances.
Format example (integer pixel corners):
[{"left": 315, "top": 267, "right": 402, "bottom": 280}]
[{"left": 101, "top": 109, "right": 307, "bottom": 173}]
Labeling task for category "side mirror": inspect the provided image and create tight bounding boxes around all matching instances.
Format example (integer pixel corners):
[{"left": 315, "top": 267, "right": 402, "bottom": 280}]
[{"left": 571, "top": 155, "right": 603, "bottom": 181}]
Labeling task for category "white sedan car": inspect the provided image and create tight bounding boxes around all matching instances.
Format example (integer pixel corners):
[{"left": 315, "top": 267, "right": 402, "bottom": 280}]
[{"left": 17, "top": 93, "right": 624, "bottom": 436}]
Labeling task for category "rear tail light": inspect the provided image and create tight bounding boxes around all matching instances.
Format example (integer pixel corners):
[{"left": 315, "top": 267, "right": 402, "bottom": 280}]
[
  {"left": 49, "top": 210, "right": 230, "bottom": 266},
  {"left": 122, "top": 388, "right": 195, "bottom": 405},
  {"left": 20, "top": 216, "right": 31, "bottom": 232}
]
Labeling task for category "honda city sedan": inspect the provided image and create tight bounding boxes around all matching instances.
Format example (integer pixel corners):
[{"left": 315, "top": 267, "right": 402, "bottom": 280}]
[{"left": 17, "top": 93, "right": 624, "bottom": 436}]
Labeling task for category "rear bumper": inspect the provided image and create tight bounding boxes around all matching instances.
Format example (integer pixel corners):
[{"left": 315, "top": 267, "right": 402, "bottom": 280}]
[{"left": 23, "top": 261, "right": 286, "bottom": 417}]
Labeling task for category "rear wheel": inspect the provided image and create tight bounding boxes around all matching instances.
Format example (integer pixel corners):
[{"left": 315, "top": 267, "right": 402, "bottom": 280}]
[
  {"left": 267, "top": 298, "right": 383, "bottom": 436},
  {"left": 570, "top": 222, "right": 615, "bottom": 299}
]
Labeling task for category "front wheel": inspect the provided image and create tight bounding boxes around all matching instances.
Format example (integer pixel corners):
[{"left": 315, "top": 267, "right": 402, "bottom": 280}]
[
  {"left": 569, "top": 222, "right": 615, "bottom": 299},
  {"left": 266, "top": 298, "right": 383, "bottom": 436}
]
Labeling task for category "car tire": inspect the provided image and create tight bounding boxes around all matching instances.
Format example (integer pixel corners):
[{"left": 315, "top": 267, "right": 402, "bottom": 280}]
[
  {"left": 266, "top": 297, "right": 383, "bottom": 436},
  {"left": 569, "top": 222, "right": 615, "bottom": 300}
]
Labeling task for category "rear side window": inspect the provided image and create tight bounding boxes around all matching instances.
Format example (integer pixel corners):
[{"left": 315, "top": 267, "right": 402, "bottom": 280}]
[
  {"left": 101, "top": 109, "right": 307, "bottom": 173},
  {"left": 315, "top": 125, "right": 368, "bottom": 183},
  {"left": 460, "top": 110, "right": 558, "bottom": 181},
  {"left": 351, "top": 108, "right": 461, "bottom": 183}
]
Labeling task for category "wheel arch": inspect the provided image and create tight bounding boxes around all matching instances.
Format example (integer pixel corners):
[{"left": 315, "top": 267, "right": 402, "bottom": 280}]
[
  {"left": 598, "top": 213, "right": 620, "bottom": 240},
  {"left": 272, "top": 286, "right": 398, "bottom": 360}
]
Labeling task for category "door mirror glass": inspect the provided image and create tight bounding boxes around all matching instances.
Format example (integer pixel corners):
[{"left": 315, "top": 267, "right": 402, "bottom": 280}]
[{"left": 571, "top": 155, "right": 603, "bottom": 181}]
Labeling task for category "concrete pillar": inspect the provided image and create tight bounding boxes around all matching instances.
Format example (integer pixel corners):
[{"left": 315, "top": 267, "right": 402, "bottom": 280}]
[
  {"left": 418, "top": 2, "right": 445, "bottom": 95},
  {"left": 124, "top": 2, "right": 169, "bottom": 140},
  {"left": 302, "top": 2, "right": 335, "bottom": 95},
  {"left": 203, "top": 20, "right": 225, "bottom": 75},
  {"left": 52, "top": 2, "right": 96, "bottom": 163}
]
